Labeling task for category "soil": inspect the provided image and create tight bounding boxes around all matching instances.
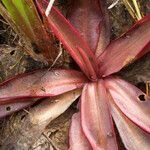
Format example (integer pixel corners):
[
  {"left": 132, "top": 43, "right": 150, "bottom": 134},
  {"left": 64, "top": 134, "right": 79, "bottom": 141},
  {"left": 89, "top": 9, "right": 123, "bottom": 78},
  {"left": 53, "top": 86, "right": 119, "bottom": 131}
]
[{"left": 0, "top": 0, "right": 150, "bottom": 150}]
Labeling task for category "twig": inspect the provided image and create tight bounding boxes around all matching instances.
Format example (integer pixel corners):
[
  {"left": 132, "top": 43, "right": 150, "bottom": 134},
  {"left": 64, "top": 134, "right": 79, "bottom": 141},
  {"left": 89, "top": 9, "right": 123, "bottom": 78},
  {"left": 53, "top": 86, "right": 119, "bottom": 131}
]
[
  {"left": 108, "top": 0, "right": 120, "bottom": 9},
  {"left": 48, "top": 42, "right": 63, "bottom": 70},
  {"left": 0, "top": 18, "right": 9, "bottom": 25},
  {"left": 42, "top": 133, "right": 60, "bottom": 150},
  {"left": 45, "top": 0, "right": 55, "bottom": 16},
  {"left": 9, "top": 56, "right": 23, "bottom": 70}
]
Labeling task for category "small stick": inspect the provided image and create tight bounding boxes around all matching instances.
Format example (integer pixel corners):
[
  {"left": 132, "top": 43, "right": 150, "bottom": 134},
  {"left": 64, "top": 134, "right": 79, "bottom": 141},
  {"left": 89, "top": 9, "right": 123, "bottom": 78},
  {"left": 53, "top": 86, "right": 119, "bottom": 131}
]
[
  {"left": 42, "top": 133, "right": 59, "bottom": 150},
  {"left": 146, "top": 81, "right": 149, "bottom": 96},
  {"left": 0, "top": 18, "right": 9, "bottom": 25},
  {"left": 48, "top": 42, "right": 63, "bottom": 70},
  {"left": 23, "top": 109, "right": 32, "bottom": 115},
  {"left": 31, "top": 41, "right": 63, "bottom": 86},
  {"left": 108, "top": 0, "right": 120, "bottom": 9},
  {"left": 45, "top": 0, "right": 55, "bottom": 17},
  {"left": 9, "top": 56, "right": 23, "bottom": 70}
]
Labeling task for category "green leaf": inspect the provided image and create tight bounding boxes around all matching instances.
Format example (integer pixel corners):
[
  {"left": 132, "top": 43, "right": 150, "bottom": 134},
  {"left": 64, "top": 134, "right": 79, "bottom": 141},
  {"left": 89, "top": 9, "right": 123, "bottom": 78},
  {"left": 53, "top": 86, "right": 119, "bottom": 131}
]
[{"left": 2, "top": 0, "right": 57, "bottom": 63}]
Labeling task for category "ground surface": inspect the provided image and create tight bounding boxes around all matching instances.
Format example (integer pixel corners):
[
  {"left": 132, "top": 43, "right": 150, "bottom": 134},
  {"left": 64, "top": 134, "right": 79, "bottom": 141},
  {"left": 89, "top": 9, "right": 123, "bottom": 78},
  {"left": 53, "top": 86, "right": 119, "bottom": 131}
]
[{"left": 0, "top": 0, "right": 150, "bottom": 150}]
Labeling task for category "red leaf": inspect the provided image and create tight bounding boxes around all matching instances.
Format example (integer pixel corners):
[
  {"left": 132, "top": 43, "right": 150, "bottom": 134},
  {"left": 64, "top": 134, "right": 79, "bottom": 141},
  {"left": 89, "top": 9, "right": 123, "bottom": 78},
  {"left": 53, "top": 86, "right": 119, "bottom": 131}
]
[
  {"left": 0, "top": 101, "right": 34, "bottom": 118},
  {"left": 105, "top": 76, "right": 150, "bottom": 133},
  {"left": 0, "top": 89, "right": 81, "bottom": 148},
  {"left": 0, "top": 69, "right": 87, "bottom": 104},
  {"left": 67, "top": 0, "right": 110, "bottom": 56},
  {"left": 81, "top": 81, "right": 118, "bottom": 149},
  {"left": 36, "top": 0, "right": 98, "bottom": 80},
  {"left": 110, "top": 97, "right": 150, "bottom": 150},
  {"left": 98, "top": 14, "right": 150, "bottom": 77},
  {"left": 69, "top": 113, "right": 92, "bottom": 150},
  {"left": 28, "top": 89, "right": 81, "bottom": 126}
]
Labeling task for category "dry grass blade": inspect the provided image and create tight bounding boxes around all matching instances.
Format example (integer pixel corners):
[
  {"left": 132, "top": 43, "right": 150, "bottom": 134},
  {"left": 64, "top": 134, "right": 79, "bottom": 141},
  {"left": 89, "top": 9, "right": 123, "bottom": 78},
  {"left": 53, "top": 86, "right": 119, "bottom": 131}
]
[{"left": 122, "top": 0, "right": 143, "bottom": 20}]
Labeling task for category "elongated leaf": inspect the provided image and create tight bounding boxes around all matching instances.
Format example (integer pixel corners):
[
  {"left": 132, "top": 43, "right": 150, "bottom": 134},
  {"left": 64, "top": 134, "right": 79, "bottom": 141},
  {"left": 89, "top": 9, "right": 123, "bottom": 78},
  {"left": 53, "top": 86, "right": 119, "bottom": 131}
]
[
  {"left": 67, "top": 0, "right": 110, "bottom": 56},
  {"left": 2, "top": 0, "right": 57, "bottom": 63},
  {"left": 69, "top": 113, "right": 92, "bottom": 150},
  {"left": 98, "top": 14, "right": 150, "bottom": 77},
  {"left": 0, "top": 89, "right": 81, "bottom": 149},
  {"left": 81, "top": 81, "right": 118, "bottom": 149},
  {"left": 110, "top": 97, "right": 150, "bottom": 150},
  {"left": 0, "top": 69, "right": 87, "bottom": 104},
  {"left": 36, "top": 0, "right": 98, "bottom": 80},
  {"left": 0, "top": 100, "right": 35, "bottom": 118},
  {"left": 28, "top": 89, "right": 81, "bottom": 125},
  {"left": 105, "top": 76, "right": 150, "bottom": 133}
]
